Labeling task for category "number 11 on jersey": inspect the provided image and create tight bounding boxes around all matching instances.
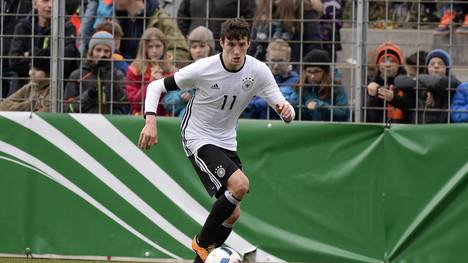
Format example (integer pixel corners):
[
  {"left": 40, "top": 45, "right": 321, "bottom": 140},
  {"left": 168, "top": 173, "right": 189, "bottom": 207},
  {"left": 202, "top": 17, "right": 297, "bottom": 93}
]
[{"left": 221, "top": 95, "right": 237, "bottom": 110}]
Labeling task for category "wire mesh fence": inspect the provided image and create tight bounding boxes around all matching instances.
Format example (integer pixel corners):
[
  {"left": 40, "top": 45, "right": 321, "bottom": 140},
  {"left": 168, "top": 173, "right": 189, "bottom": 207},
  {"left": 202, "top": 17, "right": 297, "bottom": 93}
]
[{"left": 1, "top": 0, "right": 468, "bottom": 123}]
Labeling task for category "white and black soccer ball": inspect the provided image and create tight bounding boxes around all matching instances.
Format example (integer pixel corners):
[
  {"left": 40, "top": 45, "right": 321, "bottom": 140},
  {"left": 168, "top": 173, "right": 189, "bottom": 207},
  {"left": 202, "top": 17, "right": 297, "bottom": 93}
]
[{"left": 205, "top": 247, "right": 241, "bottom": 263}]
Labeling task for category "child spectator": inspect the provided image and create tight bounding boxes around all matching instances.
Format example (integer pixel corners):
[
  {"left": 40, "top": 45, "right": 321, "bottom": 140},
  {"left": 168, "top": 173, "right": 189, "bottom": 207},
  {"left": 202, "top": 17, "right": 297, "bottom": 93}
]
[
  {"left": 250, "top": 0, "right": 323, "bottom": 63},
  {"left": 404, "top": 50, "right": 427, "bottom": 78},
  {"left": 8, "top": 0, "right": 78, "bottom": 93},
  {"left": 0, "top": 48, "right": 50, "bottom": 112},
  {"left": 95, "top": 20, "right": 130, "bottom": 75},
  {"left": 126, "top": 27, "right": 177, "bottom": 115},
  {"left": 244, "top": 39, "right": 299, "bottom": 119},
  {"left": 394, "top": 49, "right": 460, "bottom": 123},
  {"left": 365, "top": 42, "right": 412, "bottom": 123},
  {"left": 64, "top": 31, "right": 128, "bottom": 114},
  {"left": 451, "top": 82, "right": 468, "bottom": 122},
  {"left": 162, "top": 26, "right": 214, "bottom": 117},
  {"left": 300, "top": 49, "right": 349, "bottom": 121}
]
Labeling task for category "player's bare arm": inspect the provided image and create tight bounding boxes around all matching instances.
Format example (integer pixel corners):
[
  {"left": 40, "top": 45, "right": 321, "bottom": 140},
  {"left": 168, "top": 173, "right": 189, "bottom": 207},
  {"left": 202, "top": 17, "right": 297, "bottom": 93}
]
[
  {"left": 138, "top": 78, "right": 167, "bottom": 150},
  {"left": 138, "top": 114, "right": 158, "bottom": 150}
]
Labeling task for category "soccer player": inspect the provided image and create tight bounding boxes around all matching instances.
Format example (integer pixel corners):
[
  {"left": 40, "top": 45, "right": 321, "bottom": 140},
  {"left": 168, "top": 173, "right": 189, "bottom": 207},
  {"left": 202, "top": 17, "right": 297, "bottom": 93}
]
[{"left": 138, "top": 18, "right": 295, "bottom": 262}]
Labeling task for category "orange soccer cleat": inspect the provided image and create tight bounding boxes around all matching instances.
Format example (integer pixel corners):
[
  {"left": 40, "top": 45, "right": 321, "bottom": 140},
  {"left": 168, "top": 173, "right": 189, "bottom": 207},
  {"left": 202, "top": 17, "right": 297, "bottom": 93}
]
[{"left": 192, "top": 236, "right": 216, "bottom": 262}]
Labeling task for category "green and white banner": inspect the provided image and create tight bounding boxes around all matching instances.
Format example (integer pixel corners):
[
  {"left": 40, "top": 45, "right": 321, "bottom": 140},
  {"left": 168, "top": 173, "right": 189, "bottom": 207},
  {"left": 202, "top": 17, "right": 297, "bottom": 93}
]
[{"left": 1, "top": 112, "right": 468, "bottom": 262}]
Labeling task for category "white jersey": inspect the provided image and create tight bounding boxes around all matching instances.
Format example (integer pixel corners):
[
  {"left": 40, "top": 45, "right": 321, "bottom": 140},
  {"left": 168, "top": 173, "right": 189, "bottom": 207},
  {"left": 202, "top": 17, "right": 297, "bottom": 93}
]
[{"left": 149, "top": 54, "right": 287, "bottom": 156}]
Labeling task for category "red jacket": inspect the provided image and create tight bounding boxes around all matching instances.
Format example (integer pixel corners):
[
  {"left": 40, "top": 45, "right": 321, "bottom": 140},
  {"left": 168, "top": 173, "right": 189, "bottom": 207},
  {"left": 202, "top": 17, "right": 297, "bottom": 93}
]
[{"left": 125, "top": 64, "right": 176, "bottom": 115}]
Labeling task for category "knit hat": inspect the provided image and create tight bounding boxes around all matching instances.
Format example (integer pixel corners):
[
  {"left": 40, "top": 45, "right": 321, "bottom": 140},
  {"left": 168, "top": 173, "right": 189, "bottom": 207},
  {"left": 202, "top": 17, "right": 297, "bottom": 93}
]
[
  {"left": 425, "top": 49, "right": 451, "bottom": 68},
  {"left": 188, "top": 26, "right": 215, "bottom": 53},
  {"left": 31, "top": 48, "right": 51, "bottom": 75},
  {"left": 303, "top": 49, "right": 331, "bottom": 73},
  {"left": 88, "top": 31, "right": 114, "bottom": 52},
  {"left": 375, "top": 42, "right": 403, "bottom": 65}
]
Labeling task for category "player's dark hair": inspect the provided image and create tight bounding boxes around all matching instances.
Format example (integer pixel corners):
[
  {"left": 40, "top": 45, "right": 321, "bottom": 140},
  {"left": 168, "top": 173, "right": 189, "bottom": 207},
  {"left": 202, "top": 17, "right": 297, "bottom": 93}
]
[{"left": 220, "top": 18, "right": 250, "bottom": 41}]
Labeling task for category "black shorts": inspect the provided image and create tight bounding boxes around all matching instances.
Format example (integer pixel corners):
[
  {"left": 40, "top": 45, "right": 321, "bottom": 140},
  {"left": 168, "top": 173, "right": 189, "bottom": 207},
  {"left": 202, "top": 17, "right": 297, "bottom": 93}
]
[{"left": 189, "top": 144, "right": 243, "bottom": 198}]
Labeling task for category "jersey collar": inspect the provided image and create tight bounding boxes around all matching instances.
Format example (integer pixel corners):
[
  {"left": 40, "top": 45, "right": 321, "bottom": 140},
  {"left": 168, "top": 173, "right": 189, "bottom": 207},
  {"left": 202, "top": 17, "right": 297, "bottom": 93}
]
[{"left": 220, "top": 53, "right": 246, "bottom": 73}]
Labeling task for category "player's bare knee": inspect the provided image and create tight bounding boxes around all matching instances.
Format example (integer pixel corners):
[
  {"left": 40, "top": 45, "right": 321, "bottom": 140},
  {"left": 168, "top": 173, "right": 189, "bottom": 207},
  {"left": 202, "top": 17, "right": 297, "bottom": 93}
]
[
  {"left": 237, "top": 177, "right": 249, "bottom": 196},
  {"left": 228, "top": 171, "right": 249, "bottom": 199}
]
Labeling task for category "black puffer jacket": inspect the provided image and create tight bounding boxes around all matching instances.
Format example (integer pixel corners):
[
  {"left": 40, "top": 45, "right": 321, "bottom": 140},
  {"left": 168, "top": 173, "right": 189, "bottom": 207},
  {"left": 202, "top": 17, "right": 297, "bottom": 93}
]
[{"left": 394, "top": 74, "right": 460, "bottom": 123}]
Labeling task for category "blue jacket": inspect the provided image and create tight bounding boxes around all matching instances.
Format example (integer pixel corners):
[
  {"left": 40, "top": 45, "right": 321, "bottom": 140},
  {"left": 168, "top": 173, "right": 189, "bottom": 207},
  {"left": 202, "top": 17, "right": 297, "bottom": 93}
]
[
  {"left": 301, "top": 83, "right": 349, "bottom": 121},
  {"left": 244, "top": 71, "right": 299, "bottom": 119},
  {"left": 162, "top": 89, "right": 194, "bottom": 117},
  {"left": 451, "top": 82, "right": 468, "bottom": 123}
]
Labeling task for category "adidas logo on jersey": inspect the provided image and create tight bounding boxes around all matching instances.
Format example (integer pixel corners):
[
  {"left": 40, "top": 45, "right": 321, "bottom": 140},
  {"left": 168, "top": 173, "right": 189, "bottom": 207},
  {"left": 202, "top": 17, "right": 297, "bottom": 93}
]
[{"left": 210, "top": 83, "right": 219, "bottom": 89}]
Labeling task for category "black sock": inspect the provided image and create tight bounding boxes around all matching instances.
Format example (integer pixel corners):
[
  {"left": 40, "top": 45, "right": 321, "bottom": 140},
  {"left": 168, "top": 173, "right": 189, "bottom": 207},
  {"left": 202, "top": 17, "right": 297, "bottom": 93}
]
[
  {"left": 198, "top": 191, "right": 239, "bottom": 246},
  {"left": 193, "top": 255, "right": 203, "bottom": 263},
  {"left": 213, "top": 222, "right": 233, "bottom": 247}
]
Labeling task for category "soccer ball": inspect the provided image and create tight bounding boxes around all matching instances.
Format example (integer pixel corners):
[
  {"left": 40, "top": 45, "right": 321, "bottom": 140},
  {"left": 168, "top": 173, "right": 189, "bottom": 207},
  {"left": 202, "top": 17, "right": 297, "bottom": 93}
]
[{"left": 205, "top": 247, "right": 241, "bottom": 263}]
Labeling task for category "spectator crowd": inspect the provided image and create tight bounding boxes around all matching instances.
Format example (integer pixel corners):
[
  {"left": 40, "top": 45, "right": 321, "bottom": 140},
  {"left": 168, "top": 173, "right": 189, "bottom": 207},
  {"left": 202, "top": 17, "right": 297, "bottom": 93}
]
[{"left": 1, "top": 0, "right": 468, "bottom": 123}]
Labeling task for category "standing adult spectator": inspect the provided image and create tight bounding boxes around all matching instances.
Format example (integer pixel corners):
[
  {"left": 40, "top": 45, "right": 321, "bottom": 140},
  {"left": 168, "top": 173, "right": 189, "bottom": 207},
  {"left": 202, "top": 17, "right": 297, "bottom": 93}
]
[
  {"left": 177, "top": 0, "right": 256, "bottom": 52},
  {"left": 126, "top": 27, "right": 177, "bottom": 115},
  {"left": 1, "top": 0, "right": 32, "bottom": 98},
  {"left": 249, "top": 0, "right": 323, "bottom": 64},
  {"left": 8, "top": 0, "right": 79, "bottom": 94},
  {"left": 365, "top": 42, "right": 412, "bottom": 124},
  {"left": 300, "top": 49, "right": 349, "bottom": 121},
  {"left": 64, "top": 31, "right": 128, "bottom": 114}
]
